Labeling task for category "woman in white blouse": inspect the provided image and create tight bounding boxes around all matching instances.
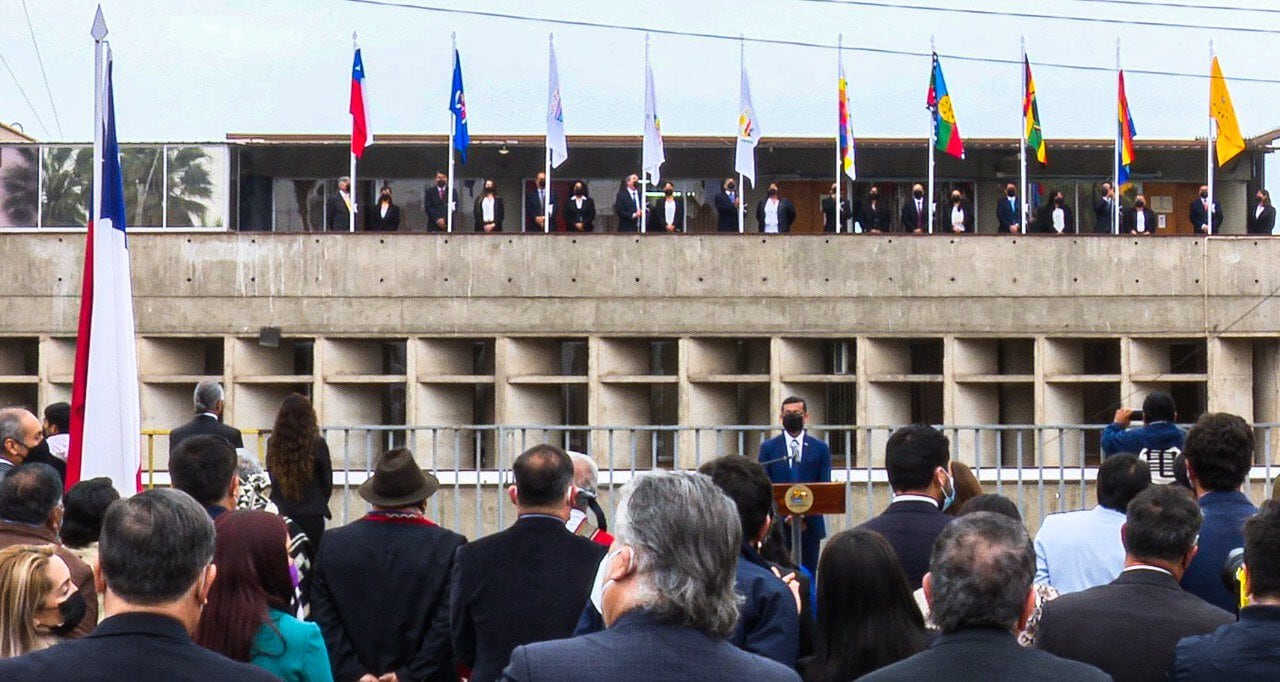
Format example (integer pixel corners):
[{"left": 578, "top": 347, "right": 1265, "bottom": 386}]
[
  {"left": 473, "top": 180, "right": 504, "bottom": 232},
  {"left": 650, "top": 181, "right": 684, "bottom": 233}
]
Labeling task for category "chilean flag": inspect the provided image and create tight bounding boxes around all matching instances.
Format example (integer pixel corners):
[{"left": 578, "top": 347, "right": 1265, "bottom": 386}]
[
  {"left": 350, "top": 47, "right": 371, "bottom": 158},
  {"left": 67, "top": 40, "right": 142, "bottom": 496}
]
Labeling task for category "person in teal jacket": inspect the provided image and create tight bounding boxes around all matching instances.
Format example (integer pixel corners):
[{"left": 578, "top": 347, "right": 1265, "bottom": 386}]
[{"left": 194, "top": 509, "right": 333, "bottom": 682}]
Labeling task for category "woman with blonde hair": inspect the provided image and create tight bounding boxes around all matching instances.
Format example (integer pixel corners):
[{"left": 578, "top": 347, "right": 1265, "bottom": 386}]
[
  {"left": 266, "top": 393, "right": 332, "bottom": 547},
  {"left": 0, "top": 544, "right": 85, "bottom": 658}
]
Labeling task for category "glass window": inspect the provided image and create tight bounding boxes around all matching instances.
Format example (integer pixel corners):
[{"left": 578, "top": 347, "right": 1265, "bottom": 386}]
[
  {"left": 121, "top": 146, "right": 163, "bottom": 227},
  {"left": 40, "top": 145, "right": 92, "bottom": 228},
  {"left": 271, "top": 178, "right": 324, "bottom": 231},
  {"left": 0, "top": 146, "right": 38, "bottom": 227},
  {"left": 166, "top": 146, "right": 226, "bottom": 227}
]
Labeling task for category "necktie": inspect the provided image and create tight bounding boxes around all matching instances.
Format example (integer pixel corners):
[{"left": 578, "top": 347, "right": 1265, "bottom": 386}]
[
  {"left": 917, "top": 201, "right": 924, "bottom": 227},
  {"left": 789, "top": 440, "right": 800, "bottom": 468},
  {"left": 540, "top": 190, "right": 545, "bottom": 203},
  {"left": 439, "top": 187, "right": 445, "bottom": 200}
]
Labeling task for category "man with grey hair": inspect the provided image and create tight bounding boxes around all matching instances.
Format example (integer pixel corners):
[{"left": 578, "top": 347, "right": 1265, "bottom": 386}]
[
  {"left": 861, "top": 512, "right": 1108, "bottom": 681},
  {"left": 565, "top": 451, "right": 613, "bottom": 547},
  {"left": 328, "top": 175, "right": 353, "bottom": 230},
  {"left": 501, "top": 470, "right": 800, "bottom": 681},
  {"left": 0, "top": 488, "right": 277, "bottom": 680},
  {"left": 169, "top": 380, "right": 243, "bottom": 456},
  {"left": 0, "top": 406, "right": 43, "bottom": 481}
]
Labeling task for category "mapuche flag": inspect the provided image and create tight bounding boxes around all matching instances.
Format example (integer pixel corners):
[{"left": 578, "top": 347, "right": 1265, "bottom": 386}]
[
  {"left": 350, "top": 46, "right": 371, "bottom": 158},
  {"left": 1023, "top": 56, "right": 1046, "bottom": 165},
  {"left": 927, "top": 52, "right": 965, "bottom": 159},
  {"left": 1117, "top": 70, "right": 1137, "bottom": 185}
]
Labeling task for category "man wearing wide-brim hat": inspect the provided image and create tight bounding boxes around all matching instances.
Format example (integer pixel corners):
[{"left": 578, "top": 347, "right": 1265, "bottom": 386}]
[{"left": 311, "top": 448, "right": 467, "bottom": 682}]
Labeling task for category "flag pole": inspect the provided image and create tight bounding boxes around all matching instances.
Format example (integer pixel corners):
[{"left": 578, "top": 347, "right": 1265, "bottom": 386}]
[
  {"left": 92, "top": 13, "right": 105, "bottom": 225},
  {"left": 835, "top": 34, "right": 843, "bottom": 235},
  {"left": 927, "top": 36, "right": 936, "bottom": 235},
  {"left": 1113, "top": 39, "right": 1121, "bottom": 235},
  {"left": 545, "top": 33, "right": 553, "bottom": 234},
  {"left": 447, "top": 32, "right": 457, "bottom": 233},
  {"left": 349, "top": 32, "right": 358, "bottom": 234},
  {"left": 738, "top": 36, "right": 746, "bottom": 234},
  {"left": 1206, "top": 40, "right": 1216, "bottom": 236},
  {"left": 641, "top": 34, "right": 649, "bottom": 234},
  {"left": 1019, "top": 37, "right": 1028, "bottom": 235}
]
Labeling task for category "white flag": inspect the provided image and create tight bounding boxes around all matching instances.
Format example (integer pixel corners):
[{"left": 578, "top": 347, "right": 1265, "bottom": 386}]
[
  {"left": 547, "top": 40, "right": 568, "bottom": 169},
  {"left": 735, "top": 63, "right": 761, "bottom": 187},
  {"left": 643, "top": 55, "right": 664, "bottom": 183}
]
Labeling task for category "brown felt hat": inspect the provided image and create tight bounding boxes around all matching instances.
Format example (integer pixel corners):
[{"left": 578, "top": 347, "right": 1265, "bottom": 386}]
[{"left": 358, "top": 448, "right": 440, "bottom": 506}]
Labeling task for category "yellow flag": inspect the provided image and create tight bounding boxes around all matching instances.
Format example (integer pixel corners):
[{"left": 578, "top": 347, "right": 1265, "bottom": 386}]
[{"left": 1210, "top": 56, "right": 1245, "bottom": 166}]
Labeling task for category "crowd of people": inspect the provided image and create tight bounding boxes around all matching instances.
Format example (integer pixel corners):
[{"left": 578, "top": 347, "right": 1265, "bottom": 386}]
[{"left": 0, "top": 383, "right": 1278, "bottom": 680}]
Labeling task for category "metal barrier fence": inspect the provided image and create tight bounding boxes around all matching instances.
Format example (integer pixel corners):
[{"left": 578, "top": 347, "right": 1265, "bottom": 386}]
[{"left": 141, "top": 423, "right": 1280, "bottom": 539}]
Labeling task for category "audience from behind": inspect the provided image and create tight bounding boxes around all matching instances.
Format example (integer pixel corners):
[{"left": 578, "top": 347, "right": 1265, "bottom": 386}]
[
  {"left": 235, "top": 454, "right": 314, "bottom": 618},
  {"left": 1172, "top": 499, "right": 1280, "bottom": 679},
  {"left": 1101, "top": 392, "right": 1185, "bottom": 476},
  {"left": 0, "top": 408, "right": 43, "bottom": 481},
  {"left": 1172, "top": 452, "right": 1193, "bottom": 491},
  {"left": 803, "top": 529, "right": 925, "bottom": 682},
  {"left": 942, "top": 462, "right": 982, "bottom": 517},
  {"left": 0, "top": 488, "right": 278, "bottom": 680},
  {"left": 1035, "top": 454, "right": 1152, "bottom": 594},
  {"left": 311, "top": 448, "right": 465, "bottom": 682},
  {"left": 194, "top": 510, "right": 331, "bottom": 681},
  {"left": 1036, "top": 484, "right": 1232, "bottom": 682},
  {"left": 169, "top": 434, "right": 240, "bottom": 519},
  {"left": 169, "top": 381, "right": 244, "bottom": 456},
  {"left": 265, "top": 393, "right": 333, "bottom": 548},
  {"left": 0, "top": 545, "right": 79, "bottom": 658},
  {"left": 0, "top": 463, "right": 97, "bottom": 637},
  {"left": 955, "top": 492, "right": 1017, "bottom": 519},
  {"left": 860, "top": 512, "right": 1108, "bottom": 681},
  {"left": 565, "top": 451, "right": 613, "bottom": 546},
  {"left": 1180, "top": 412, "right": 1257, "bottom": 613},
  {"left": 698, "top": 455, "right": 802, "bottom": 669},
  {"left": 451, "top": 444, "right": 606, "bottom": 682},
  {"left": 858, "top": 424, "right": 954, "bottom": 590},
  {"left": 61, "top": 476, "right": 119, "bottom": 622},
  {"left": 501, "top": 470, "right": 800, "bottom": 681},
  {"left": 757, "top": 511, "right": 814, "bottom": 661}
]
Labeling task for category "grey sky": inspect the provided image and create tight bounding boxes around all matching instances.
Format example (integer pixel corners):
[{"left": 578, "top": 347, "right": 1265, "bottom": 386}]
[{"left": 3, "top": 0, "right": 1280, "bottom": 145}]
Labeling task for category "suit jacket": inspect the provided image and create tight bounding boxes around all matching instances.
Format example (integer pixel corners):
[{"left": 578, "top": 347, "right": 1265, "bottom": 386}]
[
  {"left": 821, "top": 196, "right": 851, "bottom": 233},
  {"left": 996, "top": 196, "right": 1023, "bottom": 233},
  {"left": 942, "top": 202, "right": 973, "bottom": 233},
  {"left": 901, "top": 197, "right": 929, "bottom": 233},
  {"left": 311, "top": 513, "right": 466, "bottom": 682},
  {"left": 365, "top": 203, "right": 400, "bottom": 232},
  {"left": 858, "top": 499, "right": 952, "bottom": 590},
  {"left": 0, "top": 612, "right": 278, "bottom": 681},
  {"left": 326, "top": 192, "right": 351, "bottom": 231},
  {"left": 730, "top": 545, "right": 801, "bottom": 668},
  {"left": 1036, "top": 568, "right": 1234, "bottom": 682},
  {"left": 1095, "top": 196, "right": 1118, "bottom": 234},
  {"left": 860, "top": 200, "right": 893, "bottom": 232},
  {"left": 501, "top": 609, "right": 800, "bottom": 682},
  {"left": 525, "top": 189, "right": 554, "bottom": 232},
  {"left": 0, "top": 520, "right": 98, "bottom": 638},
  {"left": 758, "top": 433, "right": 833, "bottom": 538},
  {"left": 450, "top": 515, "right": 606, "bottom": 682},
  {"left": 714, "top": 190, "right": 740, "bottom": 231},
  {"left": 23, "top": 438, "right": 66, "bottom": 485},
  {"left": 1122, "top": 206, "right": 1158, "bottom": 235},
  {"left": 424, "top": 185, "right": 457, "bottom": 231},
  {"left": 615, "top": 187, "right": 644, "bottom": 233},
  {"left": 1172, "top": 604, "right": 1280, "bottom": 681},
  {"left": 168, "top": 414, "right": 244, "bottom": 457},
  {"left": 756, "top": 198, "right": 797, "bottom": 233},
  {"left": 650, "top": 197, "right": 684, "bottom": 232},
  {"left": 1248, "top": 204, "right": 1276, "bottom": 235},
  {"left": 563, "top": 195, "right": 596, "bottom": 231},
  {"left": 472, "top": 196, "right": 505, "bottom": 231},
  {"left": 268, "top": 436, "right": 333, "bottom": 519},
  {"left": 1036, "top": 203, "right": 1075, "bottom": 234},
  {"left": 1189, "top": 198, "right": 1223, "bottom": 233},
  {"left": 859, "top": 627, "right": 1109, "bottom": 682},
  {"left": 1182, "top": 490, "right": 1256, "bottom": 614}
]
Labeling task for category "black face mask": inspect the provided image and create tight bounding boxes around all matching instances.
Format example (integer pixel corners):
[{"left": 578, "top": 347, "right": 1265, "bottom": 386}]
[
  {"left": 869, "top": 192, "right": 879, "bottom": 199},
  {"left": 913, "top": 190, "right": 924, "bottom": 199},
  {"left": 537, "top": 180, "right": 546, "bottom": 189},
  {"left": 782, "top": 413, "right": 805, "bottom": 434},
  {"left": 48, "top": 591, "right": 87, "bottom": 637},
  {"left": 573, "top": 187, "right": 584, "bottom": 196},
  {"left": 768, "top": 189, "right": 778, "bottom": 197},
  {"left": 1135, "top": 202, "right": 1145, "bottom": 208},
  {"left": 1200, "top": 191, "right": 1209, "bottom": 199},
  {"left": 726, "top": 183, "right": 736, "bottom": 192},
  {"left": 664, "top": 189, "right": 674, "bottom": 197},
  {"left": 1054, "top": 197, "right": 1064, "bottom": 205},
  {"left": 951, "top": 196, "right": 962, "bottom": 203},
  {"left": 436, "top": 180, "right": 447, "bottom": 188},
  {"left": 1006, "top": 189, "right": 1016, "bottom": 198}
]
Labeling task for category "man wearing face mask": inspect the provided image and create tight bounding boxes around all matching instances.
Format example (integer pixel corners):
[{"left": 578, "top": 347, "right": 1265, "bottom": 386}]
[
  {"left": 0, "top": 488, "right": 279, "bottom": 680},
  {"left": 0, "top": 407, "right": 43, "bottom": 482},
  {"left": 473, "top": 180, "right": 505, "bottom": 232},
  {"left": 614, "top": 174, "right": 645, "bottom": 233},
  {"left": 1123, "top": 194, "right": 1157, "bottom": 235},
  {"left": 1094, "top": 182, "right": 1117, "bottom": 234},
  {"left": 758, "top": 397, "right": 832, "bottom": 574},
  {"left": 820, "top": 182, "right": 852, "bottom": 233},
  {"left": 1189, "top": 185, "right": 1223, "bottom": 235},
  {"left": 714, "top": 177, "right": 741, "bottom": 232},
  {"left": 563, "top": 181, "right": 595, "bottom": 232},
  {"left": 649, "top": 181, "right": 684, "bottom": 233},
  {"left": 900, "top": 183, "right": 929, "bottom": 234},
  {"left": 755, "top": 182, "right": 797, "bottom": 234},
  {"left": 996, "top": 183, "right": 1023, "bottom": 234},
  {"left": 424, "top": 171, "right": 456, "bottom": 233},
  {"left": 524, "top": 172, "right": 554, "bottom": 232},
  {"left": 858, "top": 424, "right": 956, "bottom": 590},
  {"left": 0, "top": 462, "right": 97, "bottom": 638},
  {"left": 860, "top": 185, "right": 892, "bottom": 234}
]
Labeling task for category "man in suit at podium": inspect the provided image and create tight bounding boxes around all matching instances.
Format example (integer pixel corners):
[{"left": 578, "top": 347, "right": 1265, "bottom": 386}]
[{"left": 758, "top": 396, "right": 832, "bottom": 573}]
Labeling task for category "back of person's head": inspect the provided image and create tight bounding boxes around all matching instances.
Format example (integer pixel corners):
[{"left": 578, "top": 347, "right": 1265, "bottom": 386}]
[
  {"left": 697, "top": 455, "right": 774, "bottom": 545},
  {"left": 0, "top": 463, "right": 62, "bottom": 525},
  {"left": 1184, "top": 412, "right": 1253, "bottom": 493},
  {"left": 511, "top": 444, "right": 573, "bottom": 508},
  {"left": 927, "top": 511, "right": 1035, "bottom": 634},
  {"left": 99, "top": 488, "right": 216, "bottom": 606},
  {"left": 945, "top": 462, "right": 983, "bottom": 517},
  {"left": 192, "top": 381, "right": 224, "bottom": 413},
  {"left": 1172, "top": 452, "right": 1194, "bottom": 491},
  {"left": 170, "top": 434, "right": 237, "bottom": 507},
  {"left": 568, "top": 451, "right": 598, "bottom": 507},
  {"left": 810, "top": 529, "right": 925, "bottom": 681},
  {"left": 1244, "top": 499, "right": 1280, "bottom": 601},
  {"left": 885, "top": 425, "right": 951, "bottom": 493},
  {"left": 61, "top": 477, "right": 121, "bottom": 549},
  {"left": 194, "top": 510, "right": 293, "bottom": 662},
  {"left": 959, "top": 494, "right": 1020, "bottom": 521},
  {"left": 0, "top": 544, "right": 58, "bottom": 658},
  {"left": 612, "top": 471, "right": 740, "bottom": 638},
  {"left": 265, "top": 393, "right": 319, "bottom": 503},
  {"left": 43, "top": 403, "right": 71, "bottom": 435},
  {"left": 1097, "top": 454, "right": 1153, "bottom": 512},
  {"left": 1122, "top": 484, "right": 1201, "bottom": 564},
  {"left": 1142, "top": 392, "right": 1177, "bottom": 423}
]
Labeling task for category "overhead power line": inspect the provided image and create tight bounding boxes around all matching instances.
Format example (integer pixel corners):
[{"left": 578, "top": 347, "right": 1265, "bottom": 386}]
[
  {"left": 20, "top": 0, "right": 62, "bottom": 137},
  {"left": 1055, "top": 0, "right": 1280, "bottom": 16},
  {"left": 0, "top": 45, "right": 50, "bottom": 138}
]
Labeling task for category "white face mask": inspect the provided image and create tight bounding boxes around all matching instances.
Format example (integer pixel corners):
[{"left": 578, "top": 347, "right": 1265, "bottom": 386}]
[{"left": 590, "top": 547, "right": 630, "bottom": 615}]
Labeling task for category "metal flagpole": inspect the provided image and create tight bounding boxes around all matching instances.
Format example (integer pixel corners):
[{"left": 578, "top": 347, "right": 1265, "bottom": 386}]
[
  {"left": 545, "top": 34, "right": 553, "bottom": 234},
  {"left": 447, "top": 32, "right": 456, "bottom": 233},
  {"left": 835, "top": 34, "right": 843, "bottom": 235},
  {"left": 1206, "top": 40, "right": 1216, "bottom": 236},
  {"left": 349, "top": 32, "right": 358, "bottom": 233},
  {"left": 1113, "top": 39, "right": 1122, "bottom": 235},
  {"left": 927, "top": 36, "right": 936, "bottom": 234},
  {"left": 641, "top": 35, "right": 649, "bottom": 234},
  {"left": 738, "top": 37, "right": 746, "bottom": 234},
  {"left": 91, "top": 10, "right": 106, "bottom": 226},
  {"left": 1019, "top": 37, "right": 1028, "bottom": 235}
]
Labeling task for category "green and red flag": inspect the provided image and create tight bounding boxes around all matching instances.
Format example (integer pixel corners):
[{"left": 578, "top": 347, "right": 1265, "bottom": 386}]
[{"left": 927, "top": 52, "right": 964, "bottom": 159}]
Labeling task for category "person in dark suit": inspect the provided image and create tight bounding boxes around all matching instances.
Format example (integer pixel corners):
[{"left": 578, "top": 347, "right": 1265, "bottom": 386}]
[
  {"left": 860, "top": 185, "right": 892, "bottom": 234},
  {"left": 169, "top": 381, "right": 244, "bottom": 456},
  {"left": 500, "top": 470, "right": 800, "bottom": 682},
  {"left": 1095, "top": 182, "right": 1118, "bottom": 234},
  {"left": 311, "top": 448, "right": 465, "bottom": 682},
  {"left": 901, "top": 183, "right": 929, "bottom": 234},
  {"left": 858, "top": 425, "right": 955, "bottom": 590},
  {"left": 325, "top": 176, "right": 352, "bottom": 231},
  {"left": 564, "top": 181, "right": 596, "bottom": 232},
  {"left": 424, "top": 171, "right": 456, "bottom": 233},
  {"left": 0, "top": 407, "right": 42, "bottom": 482},
  {"left": 996, "top": 183, "right": 1023, "bottom": 234},
  {"left": 1172, "top": 499, "right": 1280, "bottom": 680},
  {"left": 1036, "top": 485, "right": 1234, "bottom": 682},
  {"left": 758, "top": 396, "right": 832, "bottom": 573},
  {"left": 714, "top": 177, "right": 742, "bottom": 232},
  {"left": 821, "top": 182, "right": 851, "bottom": 233},
  {"left": 614, "top": 174, "right": 644, "bottom": 233},
  {"left": 650, "top": 182, "right": 684, "bottom": 233},
  {"left": 943, "top": 190, "right": 972, "bottom": 233},
  {"left": 0, "top": 488, "right": 278, "bottom": 681},
  {"left": 452, "top": 444, "right": 605, "bottom": 682},
  {"left": 1122, "top": 195, "right": 1158, "bottom": 235},
  {"left": 1248, "top": 188, "right": 1275, "bottom": 235},
  {"left": 860, "top": 513, "right": 1109, "bottom": 682},
  {"left": 474, "top": 180, "right": 505, "bottom": 232},
  {"left": 756, "top": 182, "right": 797, "bottom": 233},
  {"left": 365, "top": 183, "right": 401, "bottom": 231},
  {"left": 1037, "top": 190, "right": 1074, "bottom": 234},
  {"left": 1190, "top": 185, "right": 1223, "bottom": 234},
  {"left": 524, "top": 173, "right": 553, "bottom": 232}
]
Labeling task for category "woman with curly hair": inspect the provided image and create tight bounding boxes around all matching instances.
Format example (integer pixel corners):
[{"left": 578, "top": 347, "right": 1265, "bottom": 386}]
[{"left": 266, "top": 394, "right": 332, "bottom": 548}]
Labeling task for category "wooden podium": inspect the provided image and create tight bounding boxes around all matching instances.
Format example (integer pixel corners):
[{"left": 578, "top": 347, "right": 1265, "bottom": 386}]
[{"left": 771, "top": 482, "right": 846, "bottom": 569}]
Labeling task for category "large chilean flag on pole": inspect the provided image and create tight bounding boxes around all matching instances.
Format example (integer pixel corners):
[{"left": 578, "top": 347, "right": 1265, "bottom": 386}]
[
  {"left": 68, "top": 9, "right": 141, "bottom": 495},
  {"left": 350, "top": 45, "right": 371, "bottom": 158}
]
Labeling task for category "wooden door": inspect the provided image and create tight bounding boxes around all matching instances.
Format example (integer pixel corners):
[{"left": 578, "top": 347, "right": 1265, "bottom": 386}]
[
  {"left": 1142, "top": 182, "right": 1199, "bottom": 234},
  {"left": 781, "top": 180, "right": 828, "bottom": 233}
]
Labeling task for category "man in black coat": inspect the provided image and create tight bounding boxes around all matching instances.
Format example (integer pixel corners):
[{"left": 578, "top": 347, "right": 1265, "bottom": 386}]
[
  {"left": 860, "top": 185, "right": 892, "bottom": 233},
  {"left": 1189, "top": 185, "right": 1223, "bottom": 234},
  {"left": 524, "top": 172, "right": 554, "bottom": 232},
  {"left": 0, "top": 489, "right": 277, "bottom": 681},
  {"left": 820, "top": 182, "right": 851, "bottom": 233},
  {"left": 169, "top": 380, "right": 244, "bottom": 456},
  {"left": 614, "top": 174, "right": 644, "bottom": 233},
  {"left": 451, "top": 444, "right": 606, "bottom": 682},
  {"left": 714, "top": 177, "right": 741, "bottom": 232},
  {"left": 312, "top": 448, "right": 467, "bottom": 682},
  {"left": 1095, "top": 182, "right": 1118, "bottom": 234},
  {"left": 901, "top": 183, "right": 929, "bottom": 234},
  {"left": 755, "top": 182, "right": 797, "bottom": 233},
  {"left": 1248, "top": 188, "right": 1276, "bottom": 235},
  {"left": 326, "top": 175, "right": 352, "bottom": 231},
  {"left": 996, "top": 182, "right": 1024, "bottom": 234},
  {"left": 424, "top": 171, "right": 457, "bottom": 233},
  {"left": 1037, "top": 485, "right": 1234, "bottom": 682}
]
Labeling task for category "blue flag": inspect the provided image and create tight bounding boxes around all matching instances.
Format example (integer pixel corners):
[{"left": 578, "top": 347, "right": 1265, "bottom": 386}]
[{"left": 450, "top": 49, "right": 469, "bottom": 163}]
